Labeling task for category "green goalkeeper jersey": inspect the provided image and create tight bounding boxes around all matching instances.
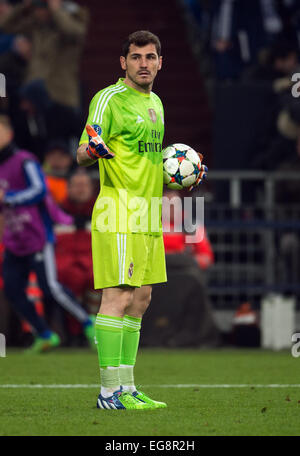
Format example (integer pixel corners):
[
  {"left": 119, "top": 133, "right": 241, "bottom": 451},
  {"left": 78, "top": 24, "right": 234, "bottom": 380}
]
[{"left": 79, "top": 78, "right": 165, "bottom": 236}]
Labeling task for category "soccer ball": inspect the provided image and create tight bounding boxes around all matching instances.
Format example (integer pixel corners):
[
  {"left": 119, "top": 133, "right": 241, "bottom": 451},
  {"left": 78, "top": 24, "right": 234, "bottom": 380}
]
[{"left": 162, "top": 143, "right": 201, "bottom": 189}]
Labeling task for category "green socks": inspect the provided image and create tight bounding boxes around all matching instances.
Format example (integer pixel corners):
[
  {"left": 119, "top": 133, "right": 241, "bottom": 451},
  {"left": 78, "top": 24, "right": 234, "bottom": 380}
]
[
  {"left": 95, "top": 314, "right": 123, "bottom": 396},
  {"left": 95, "top": 314, "right": 123, "bottom": 367},
  {"left": 95, "top": 313, "right": 142, "bottom": 396},
  {"left": 120, "top": 315, "right": 142, "bottom": 392},
  {"left": 121, "top": 315, "right": 142, "bottom": 365}
]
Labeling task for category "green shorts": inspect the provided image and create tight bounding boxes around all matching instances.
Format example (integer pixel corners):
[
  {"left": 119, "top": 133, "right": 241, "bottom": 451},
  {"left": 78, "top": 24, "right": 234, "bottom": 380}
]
[{"left": 91, "top": 231, "right": 167, "bottom": 289}]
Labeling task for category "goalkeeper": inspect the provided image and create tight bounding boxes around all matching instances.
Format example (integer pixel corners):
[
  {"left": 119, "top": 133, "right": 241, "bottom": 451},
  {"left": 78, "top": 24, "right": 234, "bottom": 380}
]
[{"left": 77, "top": 30, "right": 207, "bottom": 410}]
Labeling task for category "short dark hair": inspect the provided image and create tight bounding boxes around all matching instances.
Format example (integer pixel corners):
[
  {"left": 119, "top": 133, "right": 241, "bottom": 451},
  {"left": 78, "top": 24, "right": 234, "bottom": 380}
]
[
  {"left": 122, "top": 30, "right": 161, "bottom": 58},
  {"left": 45, "top": 140, "right": 69, "bottom": 156}
]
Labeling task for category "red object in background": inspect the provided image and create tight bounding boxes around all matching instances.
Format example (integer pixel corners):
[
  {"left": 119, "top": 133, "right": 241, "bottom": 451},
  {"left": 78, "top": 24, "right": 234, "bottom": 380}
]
[
  {"left": 163, "top": 224, "right": 214, "bottom": 270},
  {"left": 22, "top": 271, "right": 45, "bottom": 334},
  {"left": 55, "top": 229, "right": 94, "bottom": 297},
  {"left": 46, "top": 175, "right": 68, "bottom": 205},
  {"left": 55, "top": 196, "right": 95, "bottom": 337},
  {"left": 233, "top": 302, "right": 258, "bottom": 326},
  {"left": 55, "top": 197, "right": 94, "bottom": 297}
]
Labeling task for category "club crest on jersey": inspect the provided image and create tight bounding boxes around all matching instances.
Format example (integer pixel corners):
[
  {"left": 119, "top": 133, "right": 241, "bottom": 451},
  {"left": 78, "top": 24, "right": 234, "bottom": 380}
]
[
  {"left": 148, "top": 109, "right": 157, "bottom": 123},
  {"left": 128, "top": 262, "right": 134, "bottom": 278}
]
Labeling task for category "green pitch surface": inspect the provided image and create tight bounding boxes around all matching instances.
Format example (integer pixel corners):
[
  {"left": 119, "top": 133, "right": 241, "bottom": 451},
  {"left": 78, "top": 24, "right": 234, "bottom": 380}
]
[{"left": 1, "top": 348, "right": 300, "bottom": 436}]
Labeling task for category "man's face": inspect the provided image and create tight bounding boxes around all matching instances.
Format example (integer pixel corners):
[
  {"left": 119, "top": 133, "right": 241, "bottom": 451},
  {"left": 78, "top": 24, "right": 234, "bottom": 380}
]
[
  {"left": 45, "top": 149, "right": 72, "bottom": 172},
  {"left": 68, "top": 174, "right": 93, "bottom": 204},
  {"left": 120, "top": 43, "right": 162, "bottom": 91},
  {"left": 0, "top": 123, "right": 13, "bottom": 150}
]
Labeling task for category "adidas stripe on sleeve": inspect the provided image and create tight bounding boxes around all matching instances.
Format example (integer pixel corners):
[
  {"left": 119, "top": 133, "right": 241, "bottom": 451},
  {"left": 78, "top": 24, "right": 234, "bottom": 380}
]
[{"left": 79, "top": 83, "right": 126, "bottom": 146}]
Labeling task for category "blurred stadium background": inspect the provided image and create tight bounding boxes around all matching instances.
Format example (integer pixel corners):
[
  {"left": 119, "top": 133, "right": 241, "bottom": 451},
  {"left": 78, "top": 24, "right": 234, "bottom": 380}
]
[{"left": 0, "top": 0, "right": 300, "bottom": 436}]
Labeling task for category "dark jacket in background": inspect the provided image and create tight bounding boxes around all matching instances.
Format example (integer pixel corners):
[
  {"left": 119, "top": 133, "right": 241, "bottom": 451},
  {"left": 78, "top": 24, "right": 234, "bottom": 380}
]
[{"left": 0, "top": 2, "right": 89, "bottom": 108}]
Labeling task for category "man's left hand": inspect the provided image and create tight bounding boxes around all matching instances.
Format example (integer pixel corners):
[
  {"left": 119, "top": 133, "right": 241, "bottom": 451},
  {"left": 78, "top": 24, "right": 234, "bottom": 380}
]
[{"left": 188, "top": 153, "right": 208, "bottom": 191}]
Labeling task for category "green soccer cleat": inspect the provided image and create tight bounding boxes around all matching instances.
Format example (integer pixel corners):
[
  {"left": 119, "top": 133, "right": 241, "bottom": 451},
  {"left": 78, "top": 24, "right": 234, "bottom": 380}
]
[
  {"left": 97, "top": 390, "right": 154, "bottom": 410},
  {"left": 25, "top": 332, "right": 61, "bottom": 354},
  {"left": 132, "top": 390, "right": 167, "bottom": 409},
  {"left": 84, "top": 315, "right": 96, "bottom": 350}
]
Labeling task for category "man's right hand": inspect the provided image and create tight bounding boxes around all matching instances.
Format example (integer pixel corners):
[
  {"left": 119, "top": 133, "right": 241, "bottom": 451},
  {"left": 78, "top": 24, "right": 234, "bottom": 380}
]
[{"left": 86, "top": 124, "right": 114, "bottom": 160}]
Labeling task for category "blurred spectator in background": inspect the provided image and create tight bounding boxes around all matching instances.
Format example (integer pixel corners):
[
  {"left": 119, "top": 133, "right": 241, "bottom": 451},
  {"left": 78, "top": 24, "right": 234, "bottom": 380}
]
[
  {"left": 244, "top": 39, "right": 300, "bottom": 170},
  {"left": 181, "top": 0, "right": 300, "bottom": 83},
  {"left": 163, "top": 188, "right": 214, "bottom": 270},
  {"left": 0, "top": 115, "right": 95, "bottom": 352},
  {"left": 243, "top": 38, "right": 299, "bottom": 82},
  {"left": 275, "top": 94, "right": 300, "bottom": 288},
  {"left": 56, "top": 170, "right": 95, "bottom": 301},
  {"left": 142, "top": 188, "right": 219, "bottom": 347},
  {"left": 43, "top": 140, "right": 74, "bottom": 204},
  {"left": 55, "top": 170, "right": 98, "bottom": 343},
  {"left": 0, "top": 34, "right": 31, "bottom": 96},
  {"left": 0, "top": 0, "right": 89, "bottom": 154},
  {"left": 0, "top": 1, "right": 32, "bottom": 117},
  {"left": 211, "top": 0, "right": 284, "bottom": 81},
  {"left": 0, "top": 0, "right": 13, "bottom": 55},
  {"left": 276, "top": 0, "right": 300, "bottom": 50},
  {"left": 179, "top": 0, "right": 213, "bottom": 78}
]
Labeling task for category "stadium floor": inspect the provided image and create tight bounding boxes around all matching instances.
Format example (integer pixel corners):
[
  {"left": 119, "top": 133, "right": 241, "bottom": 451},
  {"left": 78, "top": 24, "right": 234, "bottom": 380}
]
[{"left": 0, "top": 348, "right": 299, "bottom": 436}]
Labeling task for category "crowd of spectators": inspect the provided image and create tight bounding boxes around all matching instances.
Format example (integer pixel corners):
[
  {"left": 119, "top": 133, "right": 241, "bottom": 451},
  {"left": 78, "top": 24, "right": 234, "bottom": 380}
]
[
  {"left": 0, "top": 0, "right": 89, "bottom": 159},
  {"left": 182, "top": 0, "right": 300, "bottom": 80},
  {"left": 181, "top": 1, "right": 300, "bottom": 317},
  {"left": 182, "top": 0, "right": 300, "bottom": 174},
  {"left": 0, "top": 0, "right": 94, "bottom": 344}
]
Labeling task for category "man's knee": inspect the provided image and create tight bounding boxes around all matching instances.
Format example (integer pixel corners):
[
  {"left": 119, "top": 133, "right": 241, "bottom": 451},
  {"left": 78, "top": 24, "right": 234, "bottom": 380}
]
[
  {"left": 100, "top": 287, "right": 135, "bottom": 316},
  {"left": 138, "top": 287, "right": 152, "bottom": 307},
  {"left": 129, "top": 286, "right": 152, "bottom": 316}
]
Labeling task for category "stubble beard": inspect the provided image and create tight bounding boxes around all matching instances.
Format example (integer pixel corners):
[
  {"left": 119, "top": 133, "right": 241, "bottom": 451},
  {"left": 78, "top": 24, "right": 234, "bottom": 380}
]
[{"left": 127, "top": 71, "right": 154, "bottom": 93}]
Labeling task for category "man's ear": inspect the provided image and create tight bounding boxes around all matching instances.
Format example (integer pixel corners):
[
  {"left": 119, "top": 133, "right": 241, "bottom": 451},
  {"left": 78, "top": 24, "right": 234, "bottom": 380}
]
[
  {"left": 120, "top": 56, "right": 126, "bottom": 71},
  {"left": 158, "top": 56, "right": 162, "bottom": 71}
]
